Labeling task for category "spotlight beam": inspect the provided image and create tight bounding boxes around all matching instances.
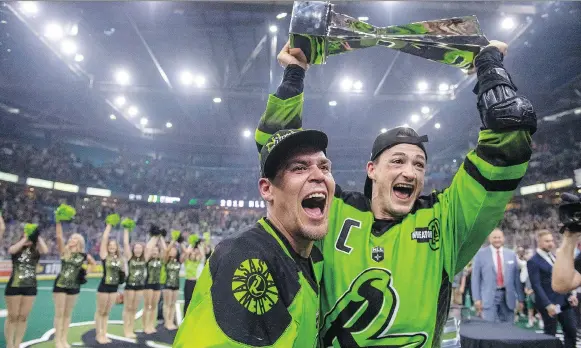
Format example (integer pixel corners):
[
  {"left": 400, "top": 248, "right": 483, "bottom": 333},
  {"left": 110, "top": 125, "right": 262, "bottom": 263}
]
[
  {"left": 231, "top": 34, "right": 268, "bottom": 88},
  {"left": 374, "top": 51, "right": 400, "bottom": 96}
]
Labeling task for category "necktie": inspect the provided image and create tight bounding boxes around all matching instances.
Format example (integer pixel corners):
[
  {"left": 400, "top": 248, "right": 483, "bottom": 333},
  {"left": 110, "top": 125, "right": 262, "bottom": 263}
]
[
  {"left": 548, "top": 253, "right": 555, "bottom": 265},
  {"left": 496, "top": 249, "right": 504, "bottom": 287}
]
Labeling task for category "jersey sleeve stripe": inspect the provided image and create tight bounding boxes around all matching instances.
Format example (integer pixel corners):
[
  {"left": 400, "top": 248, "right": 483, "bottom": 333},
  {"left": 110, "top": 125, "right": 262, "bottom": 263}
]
[
  {"left": 462, "top": 158, "right": 522, "bottom": 192},
  {"left": 466, "top": 151, "right": 528, "bottom": 181},
  {"left": 474, "top": 130, "right": 532, "bottom": 167}
]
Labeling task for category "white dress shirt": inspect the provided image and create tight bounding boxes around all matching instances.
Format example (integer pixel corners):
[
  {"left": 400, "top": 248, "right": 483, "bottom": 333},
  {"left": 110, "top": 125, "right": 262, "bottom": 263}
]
[{"left": 536, "top": 248, "right": 555, "bottom": 266}]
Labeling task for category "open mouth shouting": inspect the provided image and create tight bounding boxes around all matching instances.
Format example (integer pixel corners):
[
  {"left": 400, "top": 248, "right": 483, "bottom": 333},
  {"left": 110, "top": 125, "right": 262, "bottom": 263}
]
[
  {"left": 392, "top": 183, "right": 415, "bottom": 201},
  {"left": 301, "top": 192, "right": 328, "bottom": 221}
]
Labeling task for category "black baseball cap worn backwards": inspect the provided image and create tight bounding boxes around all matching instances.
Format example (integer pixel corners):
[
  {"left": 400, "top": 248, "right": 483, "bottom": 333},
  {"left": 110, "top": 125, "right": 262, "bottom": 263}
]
[
  {"left": 364, "top": 126, "right": 429, "bottom": 199},
  {"left": 260, "top": 129, "right": 328, "bottom": 178}
]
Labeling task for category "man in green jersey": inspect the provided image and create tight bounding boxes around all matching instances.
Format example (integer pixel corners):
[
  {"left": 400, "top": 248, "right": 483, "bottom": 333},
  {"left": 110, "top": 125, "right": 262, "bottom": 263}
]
[
  {"left": 255, "top": 40, "right": 536, "bottom": 347},
  {"left": 174, "top": 128, "right": 335, "bottom": 347}
]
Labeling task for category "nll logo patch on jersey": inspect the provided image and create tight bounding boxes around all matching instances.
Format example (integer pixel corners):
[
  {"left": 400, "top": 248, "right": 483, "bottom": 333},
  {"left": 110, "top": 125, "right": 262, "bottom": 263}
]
[
  {"left": 411, "top": 218, "right": 441, "bottom": 251},
  {"left": 371, "top": 246, "right": 384, "bottom": 262}
]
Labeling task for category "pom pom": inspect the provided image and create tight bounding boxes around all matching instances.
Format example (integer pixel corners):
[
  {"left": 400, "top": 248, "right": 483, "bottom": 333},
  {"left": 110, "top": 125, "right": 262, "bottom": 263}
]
[
  {"left": 171, "top": 230, "right": 181, "bottom": 241},
  {"left": 121, "top": 218, "right": 136, "bottom": 231},
  {"left": 24, "top": 223, "right": 39, "bottom": 243},
  {"left": 203, "top": 231, "right": 211, "bottom": 241},
  {"left": 160, "top": 229, "right": 168, "bottom": 238},
  {"left": 105, "top": 214, "right": 120, "bottom": 226},
  {"left": 55, "top": 204, "right": 76, "bottom": 222},
  {"left": 188, "top": 234, "right": 199, "bottom": 246},
  {"left": 149, "top": 224, "right": 161, "bottom": 236}
]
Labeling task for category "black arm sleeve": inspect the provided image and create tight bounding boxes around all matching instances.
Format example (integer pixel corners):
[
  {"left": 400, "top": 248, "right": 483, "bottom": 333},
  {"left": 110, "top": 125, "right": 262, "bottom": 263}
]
[{"left": 274, "top": 65, "right": 305, "bottom": 100}]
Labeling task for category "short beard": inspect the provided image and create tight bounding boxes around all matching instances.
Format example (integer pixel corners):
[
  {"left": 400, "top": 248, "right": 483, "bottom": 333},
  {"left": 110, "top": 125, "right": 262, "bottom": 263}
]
[{"left": 299, "top": 225, "right": 328, "bottom": 242}]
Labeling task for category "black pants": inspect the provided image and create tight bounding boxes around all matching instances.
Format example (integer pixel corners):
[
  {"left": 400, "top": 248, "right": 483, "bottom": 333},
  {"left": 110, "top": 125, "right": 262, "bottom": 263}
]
[
  {"left": 538, "top": 305, "right": 577, "bottom": 348},
  {"left": 577, "top": 293, "right": 581, "bottom": 329},
  {"left": 184, "top": 279, "right": 196, "bottom": 315}
]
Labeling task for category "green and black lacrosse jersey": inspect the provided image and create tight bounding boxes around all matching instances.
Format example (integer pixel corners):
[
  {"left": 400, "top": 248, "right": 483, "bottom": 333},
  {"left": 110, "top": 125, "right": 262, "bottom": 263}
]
[
  {"left": 173, "top": 218, "right": 324, "bottom": 348},
  {"left": 255, "top": 93, "right": 532, "bottom": 347}
]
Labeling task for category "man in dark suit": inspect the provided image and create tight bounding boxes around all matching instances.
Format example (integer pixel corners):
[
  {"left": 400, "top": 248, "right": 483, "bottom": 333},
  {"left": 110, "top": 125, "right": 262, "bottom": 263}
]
[{"left": 528, "top": 230, "right": 577, "bottom": 348}]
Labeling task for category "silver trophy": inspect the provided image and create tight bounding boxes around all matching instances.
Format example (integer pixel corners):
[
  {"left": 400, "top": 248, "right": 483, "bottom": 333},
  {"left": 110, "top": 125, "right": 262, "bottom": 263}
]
[{"left": 289, "top": 1, "right": 490, "bottom": 68}]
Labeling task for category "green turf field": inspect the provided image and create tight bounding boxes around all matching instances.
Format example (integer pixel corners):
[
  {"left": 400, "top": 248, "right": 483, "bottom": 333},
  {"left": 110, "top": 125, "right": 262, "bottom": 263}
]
[{"left": 0, "top": 278, "right": 184, "bottom": 347}]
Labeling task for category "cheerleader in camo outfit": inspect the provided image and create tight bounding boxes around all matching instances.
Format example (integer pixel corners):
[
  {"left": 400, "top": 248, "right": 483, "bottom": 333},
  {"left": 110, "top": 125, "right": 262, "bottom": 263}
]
[
  {"left": 162, "top": 230, "right": 185, "bottom": 330},
  {"left": 94, "top": 214, "right": 123, "bottom": 345},
  {"left": 52, "top": 204, "right": 96, "bottom": 348},
  {"left": 4, "top": 223, "right": 48, "bottom": 348},
  {"left": 121, "top": 218, "right": 144, "bottom": 338},
  {"left": 143, "top": 225, "right": 167, "bottom": 334}
]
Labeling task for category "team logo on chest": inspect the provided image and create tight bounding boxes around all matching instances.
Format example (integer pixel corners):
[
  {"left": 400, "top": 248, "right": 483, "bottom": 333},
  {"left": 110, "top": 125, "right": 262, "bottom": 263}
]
[
  {"left": 411, "top": 218, "right": 440, "bottom": 251},
  {"left": 371, "top": 246, "right": 384, "bottom": 262}
]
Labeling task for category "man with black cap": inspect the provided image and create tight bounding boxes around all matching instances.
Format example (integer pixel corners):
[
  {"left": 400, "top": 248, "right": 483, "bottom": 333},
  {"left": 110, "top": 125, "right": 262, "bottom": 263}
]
[
  {"left": 174, "top": 128, "right": 335, "bottom": 347},
  {"left": 255, "top": 40, "right": 536, "bottom": 347}
]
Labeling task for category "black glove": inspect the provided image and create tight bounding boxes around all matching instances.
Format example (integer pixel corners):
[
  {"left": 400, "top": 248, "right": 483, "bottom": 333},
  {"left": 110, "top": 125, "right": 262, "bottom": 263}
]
[
  {"left": 473, "top": 46, "right": 537, "bottom": 134},
  {"left": 149, "top": 224, "right": 161, "bottom": 236},
  {"left": 559, "top": 193, "right": 581, "bottom": 233}
]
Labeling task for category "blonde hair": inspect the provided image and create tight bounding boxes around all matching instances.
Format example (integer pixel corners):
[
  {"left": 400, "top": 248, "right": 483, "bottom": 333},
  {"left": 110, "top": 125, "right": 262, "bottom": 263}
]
[
  {"left": 536, "top": 229, "right": 552, "bottom": 241},
  {"left": 70, "top": 233, "right": 86, "bottom": 253}
]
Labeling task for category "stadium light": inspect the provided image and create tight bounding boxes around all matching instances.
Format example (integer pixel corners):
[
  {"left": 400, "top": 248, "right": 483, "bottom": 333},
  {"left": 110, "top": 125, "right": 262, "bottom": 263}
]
[
  {"left": 140, "top": 118, "right": 148, "bottom": 126},
  {"left": 60, "top": 39, "right": 77, "bottom": 55},
  {"left": 127, "top": 106, "right": 138, "bottom": 117},
  {"left": 194, "top": 75, "right": 206, "bottom": 87},
  {"left": 44, "top": 23, "right": 64, "bottom": 41},
  {"left": 74, "top": 53, "right": 84, "bottom": 62},
  {"left": 410, "top": 114, "right": 420, "bottom": 123},
  {"left": 180, "top": 71, "right": 193, "bottom": 86},
  {"left": 417, "top": 81, "right": 428, "bottom": 91},
  {"left": 403, "top": 123, "right": 409, "bottom": 127},
  {"left": 574, "top": 108, "right": 581, "bottom": 115},
  {"left": 213, "top": 97, "right": 222, "bottom": 103},
  {"left": 242, "top": 129, "right": 252, "bottom": 138},
  {"left": 276, "top": 12, "right": 287, "bottom": 19},
  {"left": 328, "top": 100, "right": 337, "bottom": 106},
  {"left": 69, "top": 24, "right": 79, "bottom": 36},
  {"left": 20, "top": 2, "right": 39, "bottom": 15},
  {"left": 109, "top": 114, "right": 116, "bottom": 120},
  {"left": 353, "top": 80, "right": 363, "bottom": 91},
  {"left": 358, "top": 16, "right": 369, "bottom": 21},
  {"left": 438, "top": 83, "right": 449, "bottom": 92},
  {"left": 341, "top": 78, "right": 353, "bottom": 91},
  {"left": 501, "top": 17, "right": 516, "bottom": 30},
  {"left": 380, "top": 128, "right": 387, "bottom": 133},
  {"left": 114, "top": 96, "right": 126, "bottom": 107},
  {"left": 115, "top": 69, "right": 130, "bottom": 85},
  {"left": 435, "top": 122, "right": 441, "bottom": 129},
  {"left": 269, "top": 25, "right": 278, "bottom": 33},
  {"left": 166, "top": 122, "right": 173, "bottom": 128},
  {"left": 421, "top": 106, "right": 430, "bottom": 114}
]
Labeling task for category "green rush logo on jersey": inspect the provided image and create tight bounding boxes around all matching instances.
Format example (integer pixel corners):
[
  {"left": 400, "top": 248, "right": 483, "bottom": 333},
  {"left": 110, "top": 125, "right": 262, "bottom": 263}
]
[
  {"left": 411, "top": 218, "right": 441, "bottom": 251},
  {"left": 321, "top": 268, "right": 428, "bottom": 347},
  {"left": 231, "top": 258, "right": 279, "bottom": 315}
]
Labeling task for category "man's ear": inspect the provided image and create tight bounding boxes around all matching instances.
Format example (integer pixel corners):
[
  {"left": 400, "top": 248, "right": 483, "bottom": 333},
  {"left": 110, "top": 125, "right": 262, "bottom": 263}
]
[
  {"left": 366, "top": 161, "right": 376, "bottom": 181},
  {"left": 258, "top": 177, "right": 274, "bottom": 203}
]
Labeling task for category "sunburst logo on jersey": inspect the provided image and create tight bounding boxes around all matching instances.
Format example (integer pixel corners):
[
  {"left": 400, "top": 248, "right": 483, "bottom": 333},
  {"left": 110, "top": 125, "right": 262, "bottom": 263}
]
[{"left": 231, "top": 258, "right": 278, "bottom": 315}]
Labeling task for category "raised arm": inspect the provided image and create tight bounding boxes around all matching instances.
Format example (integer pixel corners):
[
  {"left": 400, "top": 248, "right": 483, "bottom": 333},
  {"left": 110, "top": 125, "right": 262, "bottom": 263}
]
[
  {"left": 36, "top": 236, "right": 49, "bottom": 255},
  {"left": 8, "top": 236, "right": 28, "bottom": 255},
  {"left": 123, "top": 228, "right": 132, "bottom": 260},
  {"left": 255, "top": 42, "right": 308, "bottom": 154},
  {"left": 164, "top": 240, "right": 175, "bottom": 263},
  {"left": 99, "top": 224, "right": 112, "bottom": 260},
  {"left": 439, "top": 41, "right": 536, "bottom": 276},
  {"left": 0, "top": 211, "right": 5, "bottom": 243},
  {"left": 553, "top": 231, "right": 581, "bottom": 293},
  {"left": 180, "top": 245, "right": 190, "bottom": 263},
  {"left": 56, "top": 222, "right": 66, "bottom": 256},
  {"left": 144, "top": 236, "right": 158, "bottom": 262}
]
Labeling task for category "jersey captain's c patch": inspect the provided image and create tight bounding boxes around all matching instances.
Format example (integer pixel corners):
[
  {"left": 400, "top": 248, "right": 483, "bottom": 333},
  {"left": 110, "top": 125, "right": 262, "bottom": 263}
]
[{"left": 231, "top": 258, "right": 279, "bottom": 315}]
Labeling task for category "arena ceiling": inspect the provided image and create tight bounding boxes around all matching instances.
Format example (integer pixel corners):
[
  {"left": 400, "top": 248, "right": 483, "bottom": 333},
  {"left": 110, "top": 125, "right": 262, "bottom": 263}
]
[{"left": 0, "top": 1, "right": 579, "bottom": 159}]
